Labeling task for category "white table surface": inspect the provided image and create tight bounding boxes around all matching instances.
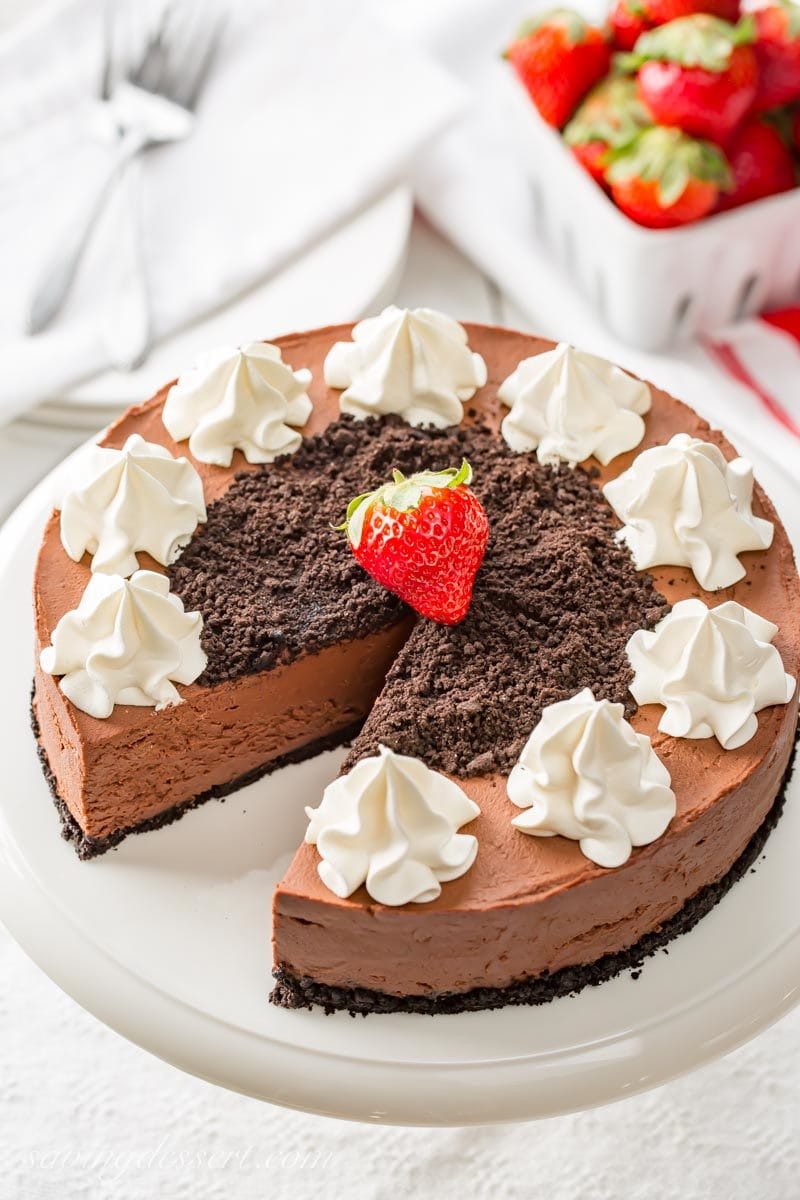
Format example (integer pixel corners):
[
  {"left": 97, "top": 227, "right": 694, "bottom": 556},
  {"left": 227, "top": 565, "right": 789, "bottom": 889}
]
[{"left": 1, "top": 215, "right": 799, "bottom": 1199}]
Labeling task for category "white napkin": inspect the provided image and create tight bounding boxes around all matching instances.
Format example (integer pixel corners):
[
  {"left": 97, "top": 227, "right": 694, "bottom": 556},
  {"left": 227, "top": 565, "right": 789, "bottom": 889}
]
[
  {"left": 706, "top": 315, "right": 800, "bottom": 444},
  {"left": 404, "top": 0, "right": 800, "bottom": 477},
  {"left": 0, "top": 0, "right": 464, "bottom": 420}
]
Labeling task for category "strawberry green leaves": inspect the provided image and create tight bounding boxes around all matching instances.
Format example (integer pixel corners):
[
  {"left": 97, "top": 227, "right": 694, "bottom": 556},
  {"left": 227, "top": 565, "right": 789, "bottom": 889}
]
[
  {"left": 340, "top": 461, "right": 489, "bottom": 625},
  {"left": 607, "top": 126, "right": 732, "bottom": 206},
  {"left": 342, "top": 462, "right": 473, "bottom": 550},
  {"left": 617, "top": 13, "right": 755, "bottom": 72}
]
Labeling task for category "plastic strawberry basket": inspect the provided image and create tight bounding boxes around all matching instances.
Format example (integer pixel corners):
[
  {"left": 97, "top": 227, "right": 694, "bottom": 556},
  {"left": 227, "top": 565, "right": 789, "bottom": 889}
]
[{"left": 500, "top": 66, "right": 800, "bottom": 351}]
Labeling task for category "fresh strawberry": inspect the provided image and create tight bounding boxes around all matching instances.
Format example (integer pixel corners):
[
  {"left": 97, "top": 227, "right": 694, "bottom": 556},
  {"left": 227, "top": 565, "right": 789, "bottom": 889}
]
[
  {"left": 763, "top": 306, "right": 800, "bottom": 336},
  {"left": 564, "top": 76, "right": 653, "bottom": 182},
  {"left": 611, "top": 0, "right": 740, "bottom": 50},
  {"left": 340, "top": 462, "right": 489, "bottom": 625},
  {"left": 619, "top": 15, "right": 759, "bottom": 142},
  {"left": 571, "top": 140, "right": 615, "bottom": 181},
  {"left": 607, "top": 125, "right": 733, "bottom": 224},
  {"left": 611, "top": 0, "right": 650, "bottom": 50},
  {"left": 506, "top": 9, "right": 612, "bottom": 128},
  {"left": 718, "top": 115, "right": 796, "bottom": 206},
  {"left": 752, "top": 0, "right": 800, "bottom": 111},
  {"left": 647, "top": 0, "right": 740, "bottom": 20},
  {"left": 792, "top": 102, "right": 800, "bottom": 148}
]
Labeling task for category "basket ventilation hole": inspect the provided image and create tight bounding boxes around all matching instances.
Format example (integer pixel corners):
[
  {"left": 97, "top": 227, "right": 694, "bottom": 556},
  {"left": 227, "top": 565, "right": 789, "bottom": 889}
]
[
  {"left": 672, "top": 293, "right": 694, "bottom": 338},
  {"left": 734, "top": 273, "right": 760, "bottom": 321}
]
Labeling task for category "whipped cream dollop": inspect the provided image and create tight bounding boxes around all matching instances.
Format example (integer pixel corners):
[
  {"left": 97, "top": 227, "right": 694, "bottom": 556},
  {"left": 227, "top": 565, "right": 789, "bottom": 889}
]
[
  {"left": 304, "top": 744, "right": 480, "bottom": 905},
  {"left": 603, "top": 433, "right": 773, "bottom": 590},
  {"left": 508, "top": 688, "right": 675, "bottom": 868},
  {"left": 59, "top": 434, "right": 206, "bottom": 577},
  {"left": 627, "top": 598, "right": 796, "bottom": 750},
  {"left": 323, "top": 306, "right": 487, "bottom": 428},
  {"left": 162, "top": 341, "right": 313, "bottom": 467},
  {"left": 40, "top": 570, "right": 206, "bottom": 719},
  {"left": 499, "top": 343, "right": 651, "bottom": 465}
]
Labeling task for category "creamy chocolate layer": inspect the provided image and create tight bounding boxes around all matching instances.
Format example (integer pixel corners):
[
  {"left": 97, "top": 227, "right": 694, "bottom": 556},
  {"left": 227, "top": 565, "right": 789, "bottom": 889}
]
[
  {"left": 274, "top": 695, "right": 797, "bottom": 996},
  {"left": 33, "top": 621, "right": 412, "bottom": 841}
]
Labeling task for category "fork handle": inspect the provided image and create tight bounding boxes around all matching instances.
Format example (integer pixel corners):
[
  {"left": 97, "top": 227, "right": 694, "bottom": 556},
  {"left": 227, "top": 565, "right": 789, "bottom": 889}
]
[
  {"left": 26, "top": 128, "right": 148, "bottom": 335},
  {"left": 102, "top": 157, "right": 152, "bottom": 372}
]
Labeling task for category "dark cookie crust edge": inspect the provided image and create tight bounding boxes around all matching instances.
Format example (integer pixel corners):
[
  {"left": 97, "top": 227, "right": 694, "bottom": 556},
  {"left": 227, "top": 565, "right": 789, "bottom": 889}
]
[
  {"left": 270, "top": 740, "right": 797, "bottom": 1016},
  {"left": 31, "top": 694, "right": 362, "bottom": 861}
]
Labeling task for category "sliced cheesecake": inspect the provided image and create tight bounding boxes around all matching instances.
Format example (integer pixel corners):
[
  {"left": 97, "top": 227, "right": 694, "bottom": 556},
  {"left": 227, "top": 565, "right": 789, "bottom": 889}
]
[{"left": 32, "top": 322, "right": 800, "bottom": 1015}]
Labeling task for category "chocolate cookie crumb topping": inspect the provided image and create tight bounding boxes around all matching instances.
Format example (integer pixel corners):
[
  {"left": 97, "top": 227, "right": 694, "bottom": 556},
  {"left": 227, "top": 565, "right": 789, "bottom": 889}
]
[
  {"left": 344, "top": 432, "right": 669, "bottom": 776},
  {"left": 170, "top": 413, "right": 667, "bottom": 773}
]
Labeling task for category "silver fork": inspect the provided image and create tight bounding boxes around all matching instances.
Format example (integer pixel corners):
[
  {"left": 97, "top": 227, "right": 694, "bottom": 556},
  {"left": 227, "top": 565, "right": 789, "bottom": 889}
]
[{"left": 26, "top": 0, "right": 226, "bottom": 362}]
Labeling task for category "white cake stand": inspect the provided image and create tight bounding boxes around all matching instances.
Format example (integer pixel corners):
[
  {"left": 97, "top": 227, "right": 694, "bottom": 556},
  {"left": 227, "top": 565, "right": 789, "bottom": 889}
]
[{"left": 0, "top": 431, "right": 797, "bottom": 1125}]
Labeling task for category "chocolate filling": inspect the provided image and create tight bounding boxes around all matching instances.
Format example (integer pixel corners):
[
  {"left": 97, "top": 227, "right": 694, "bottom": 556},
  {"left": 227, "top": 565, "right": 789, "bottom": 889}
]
[
  {"left": 31, "top": 695, "right": 363, "bottom": 861},
  {"left": 270, "top": 742, "right": 796, "bottom": 1016}
]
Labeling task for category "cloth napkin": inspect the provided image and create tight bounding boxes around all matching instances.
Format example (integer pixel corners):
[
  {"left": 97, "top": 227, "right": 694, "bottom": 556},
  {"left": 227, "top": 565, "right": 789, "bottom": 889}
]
[
  {"left": 0, "top": 0, "right": 464, "bottom": 421},
  {"left": 705, "top": 310, "right": 800, "bottom": 442},
  {"left": 402, "top": 0, "right": 800, "bottom": 478}
]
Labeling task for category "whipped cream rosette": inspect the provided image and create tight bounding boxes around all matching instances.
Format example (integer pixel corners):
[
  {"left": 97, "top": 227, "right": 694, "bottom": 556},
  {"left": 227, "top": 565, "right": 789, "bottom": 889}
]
[
  {"left": 323, "top": 306, "right": 487, "bottom": 428},
  {"left": 304, "top": 744, "right": 479, "bottom": 905},
  {"left": 627, "top": 598, "right": 796, "bottom": 750},
  {"left": 603, "top": 433, "right": 773, "bottom": 590},
  {"left": 40, "top": 570, "right": 206, "bottom": 719},
  {"left": 59, "top": 434, "right": 206, "bottom": 577},
  {"left": 499, "top": 343, "right": 650, "bottom": 465},
  {"left": 508, "top": 688, "right": 675, "bottom": 868},
  {"left": 163, "top": 341, "right": 312, "bottom": 467}
]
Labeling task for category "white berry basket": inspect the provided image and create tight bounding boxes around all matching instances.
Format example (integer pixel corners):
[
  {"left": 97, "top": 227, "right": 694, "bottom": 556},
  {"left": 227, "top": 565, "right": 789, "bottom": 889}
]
[{"left": 500, "top": 66, "right": 800, "bottom": 351}]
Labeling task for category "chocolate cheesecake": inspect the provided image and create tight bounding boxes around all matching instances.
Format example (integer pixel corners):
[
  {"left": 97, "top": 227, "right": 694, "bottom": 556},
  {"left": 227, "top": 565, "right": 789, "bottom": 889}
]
[{"left": 32, "top": 319, "right": 800, "bottom": 1015}]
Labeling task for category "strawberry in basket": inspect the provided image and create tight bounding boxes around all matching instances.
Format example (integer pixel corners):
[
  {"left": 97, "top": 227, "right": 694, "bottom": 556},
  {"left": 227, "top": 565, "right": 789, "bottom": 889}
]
[
  {"left": 718, "top": 115, "right": 797, "bottom": 207},
  {"left": 619, "top": 14, "right": 759, "bottom": 142},
  {"left": 506, "top": 10, "right": 612, "bottom": 128},
  {"left": 564, "top": 77, "right": 653, "bottom": 182},
  {"left": 752, "top": 0, "right": 800, "bottom": 111},
  {"left": 607, "top": 125, "right": 733, "bottom": 224},
  {"left": 610, "top": 0, "right": 741, "bottom": 51}
]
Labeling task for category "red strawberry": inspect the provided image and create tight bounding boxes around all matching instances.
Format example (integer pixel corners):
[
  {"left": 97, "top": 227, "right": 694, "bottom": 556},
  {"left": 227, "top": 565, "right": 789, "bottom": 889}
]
[
  {"left": 607, "top": 125, "right": 733, "bottom": 225},
  {"left": 611, "top": 0, "right": 740, "bottom": 50},
  {"left": 572, "top": 140, "right": 614, "bottom": 181},
  {"left": 341, "top": 462, "right": 489, "bottom": 625},
  {"left": 718, "top": 115, "right": 796, "bottom": 206},
  {"left": 753, "top": 0, "right": 800, "bottom": 111},
  {"left": 792, "top": 102, "right": 800, "bottom": 148},
  {"left": 619, "top": 15, "right": 759, "bottom": 143},
  {"left": 564, "top": 76, "right": 653, "bottom": 182},
  {"left": 611, "top": 0, "right": 650, "bottom": 50},
  {"left": 506, "top": 9, "right": 612, "bottom": 128},
  {"left": 763, "top": 306, "right": 800, "bottom": 336},
  {"left": 647, "top": 0, "right": 740, "bottom": 19}
]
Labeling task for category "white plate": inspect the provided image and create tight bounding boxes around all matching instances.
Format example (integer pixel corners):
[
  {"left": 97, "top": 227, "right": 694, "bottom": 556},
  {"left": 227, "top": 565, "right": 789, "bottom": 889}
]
[
  {"left": 24, "top": 186, "right": 413, "bottom": 431},
  {"left": 1, "top": 434, "right": 798, "bottom": 1126}
]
